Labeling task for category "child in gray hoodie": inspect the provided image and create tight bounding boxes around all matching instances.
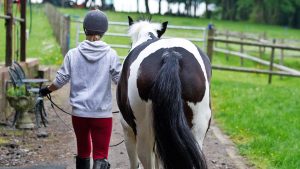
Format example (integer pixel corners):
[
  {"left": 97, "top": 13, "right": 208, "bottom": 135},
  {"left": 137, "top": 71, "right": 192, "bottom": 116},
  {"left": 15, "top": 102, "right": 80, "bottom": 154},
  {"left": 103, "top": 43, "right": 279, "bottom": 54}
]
[{"left": 40, "top": 10, "right": 121, "bottom": 169}]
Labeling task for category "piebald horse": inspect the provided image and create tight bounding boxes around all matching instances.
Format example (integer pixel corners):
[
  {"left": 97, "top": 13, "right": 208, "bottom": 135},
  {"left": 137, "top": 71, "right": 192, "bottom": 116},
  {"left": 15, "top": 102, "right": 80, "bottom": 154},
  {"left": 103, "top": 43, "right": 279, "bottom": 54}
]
[{"left": 117, "top": 16, "right": 212, "bottom": 169}]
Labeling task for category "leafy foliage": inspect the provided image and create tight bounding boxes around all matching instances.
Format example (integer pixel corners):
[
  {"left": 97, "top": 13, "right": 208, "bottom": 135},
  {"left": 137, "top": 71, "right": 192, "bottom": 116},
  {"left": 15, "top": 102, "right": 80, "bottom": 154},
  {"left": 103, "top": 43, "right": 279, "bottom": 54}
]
[
  {"left": 6, "top": 85, "right": 29, "bottom": 97},
  {"left": 211, "top": 0, "right": 300, "bottom": 28}
]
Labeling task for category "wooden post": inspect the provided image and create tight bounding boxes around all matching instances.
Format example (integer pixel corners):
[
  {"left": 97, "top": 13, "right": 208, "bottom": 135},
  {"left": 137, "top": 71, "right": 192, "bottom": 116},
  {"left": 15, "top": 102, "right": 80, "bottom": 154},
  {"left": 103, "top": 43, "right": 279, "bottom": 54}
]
[
  {"left": 206, "top": 24, "right": 215, "bottom": 63},
  {"left": 20, "top": 0, "right": 26, "bottom": 62},
  {"left": 240, "top": 32, "right": 244, "bottom": 66},
  {"left": 263, "top": 32, "right": 267, "bottom": 53},
  {"left": 5, "top": 0, "right": 13, "bottom": 67},
  {"left": 259, "top": 33, "right": 262, "bottom": 58},
  {"left": 280, "top": 39, "right": 284, "bottom": 66},
  {"left": 225, "top": 30, "right": 229, "bottom": 61},
  {"left": 268, "top": 39, "right": 276, "bottom": 84}
]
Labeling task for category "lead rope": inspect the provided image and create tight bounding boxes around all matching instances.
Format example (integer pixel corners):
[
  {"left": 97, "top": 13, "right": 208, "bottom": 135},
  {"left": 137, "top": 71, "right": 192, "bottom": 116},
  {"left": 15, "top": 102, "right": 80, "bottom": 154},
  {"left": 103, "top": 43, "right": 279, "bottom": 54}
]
[{"left": 45, "top": 94, "right": 124, "bottom": 147}]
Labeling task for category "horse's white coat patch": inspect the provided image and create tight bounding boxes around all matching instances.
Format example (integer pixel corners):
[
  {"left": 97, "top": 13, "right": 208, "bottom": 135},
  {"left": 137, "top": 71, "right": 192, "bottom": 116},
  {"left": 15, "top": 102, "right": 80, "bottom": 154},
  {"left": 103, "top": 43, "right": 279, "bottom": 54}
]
[
  {"left": 128, "top": 21, "right": 161, "bottom": 49},
  {"left": 189, "top": 83, "right": 211, "bottom": 149}
]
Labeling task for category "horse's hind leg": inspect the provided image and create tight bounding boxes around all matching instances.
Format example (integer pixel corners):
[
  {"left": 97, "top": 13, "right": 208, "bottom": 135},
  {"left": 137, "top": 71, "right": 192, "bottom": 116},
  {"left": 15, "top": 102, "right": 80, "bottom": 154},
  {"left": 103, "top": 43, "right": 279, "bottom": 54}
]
[
  {"left": 121, "top": 118, "right": 139, "bottom": 169},
  {"left": 190, "top": 89, "right": 211, "bottom": 149},
  {"left": 136, "top": 103, "right": 156, "bottom": 169}
]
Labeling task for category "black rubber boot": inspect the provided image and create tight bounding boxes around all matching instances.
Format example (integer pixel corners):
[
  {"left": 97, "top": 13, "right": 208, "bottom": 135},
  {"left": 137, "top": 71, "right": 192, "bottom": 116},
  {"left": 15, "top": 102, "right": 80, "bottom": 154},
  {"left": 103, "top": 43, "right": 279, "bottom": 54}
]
[
  {"left": 93, "top": 158, "right": 110, "bottom": 169},
  {"left": 76, "top": 156, "right": 90, "bottom": 169}
]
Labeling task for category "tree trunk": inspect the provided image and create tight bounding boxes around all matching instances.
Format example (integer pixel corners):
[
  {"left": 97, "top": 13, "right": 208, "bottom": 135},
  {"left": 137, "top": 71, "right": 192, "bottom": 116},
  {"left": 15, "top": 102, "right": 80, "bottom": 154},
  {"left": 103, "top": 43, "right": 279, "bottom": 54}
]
[
  {"left": 84, "top": 0, "right": 89, "bottom": 8},
  {"left": 187, "top": 0, "right": 192, "bottom": 16},
  {"left": 145, "top": 0, "right": 150, "bottom": 13},
  {"left": 137, "top": 0, "right": 139, "bottom": 13},
  {"left": 221, "top": 0, "right": 226, "bottom": 19},
  {"left": 101, "top": 0, "right": 106, "bottom": 8},
  {"left": 158, "top": 0, "right": 162, "bottom": 14},
  {"left": 205, "top": 0, "right": 209, "bottom": 18},
  {"left": 194, "top": 1, "right": 197, "bottom": 17}
]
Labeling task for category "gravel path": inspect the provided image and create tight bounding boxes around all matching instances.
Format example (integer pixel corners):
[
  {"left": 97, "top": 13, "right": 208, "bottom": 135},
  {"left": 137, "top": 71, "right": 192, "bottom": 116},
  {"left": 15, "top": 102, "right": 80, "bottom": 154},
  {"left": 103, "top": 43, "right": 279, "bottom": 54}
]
[{"left": 0, "top": 67, "right": 253, "bottom": 169}]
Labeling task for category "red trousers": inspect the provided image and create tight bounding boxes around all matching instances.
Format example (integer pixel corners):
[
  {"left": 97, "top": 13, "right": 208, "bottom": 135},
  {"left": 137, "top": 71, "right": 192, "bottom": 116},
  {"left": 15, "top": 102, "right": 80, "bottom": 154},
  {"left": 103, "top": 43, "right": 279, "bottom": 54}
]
[{"left": 72, "top": 116, "right": 112, "bottom": 160}]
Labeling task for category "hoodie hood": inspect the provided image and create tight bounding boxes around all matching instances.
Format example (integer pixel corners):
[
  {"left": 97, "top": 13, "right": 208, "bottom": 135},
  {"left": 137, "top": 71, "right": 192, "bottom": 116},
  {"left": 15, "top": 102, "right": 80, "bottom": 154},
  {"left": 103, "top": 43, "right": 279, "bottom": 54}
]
[{"left": 78, "top": 40, "right": 110, "bottom": 62}]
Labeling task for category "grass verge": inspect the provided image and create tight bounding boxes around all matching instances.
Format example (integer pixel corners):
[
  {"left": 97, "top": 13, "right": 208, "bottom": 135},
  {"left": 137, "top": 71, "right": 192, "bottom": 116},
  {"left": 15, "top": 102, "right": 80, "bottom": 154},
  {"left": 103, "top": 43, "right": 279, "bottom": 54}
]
[{"left": 212, "top": 71, "right": 300, "bottom": 169}]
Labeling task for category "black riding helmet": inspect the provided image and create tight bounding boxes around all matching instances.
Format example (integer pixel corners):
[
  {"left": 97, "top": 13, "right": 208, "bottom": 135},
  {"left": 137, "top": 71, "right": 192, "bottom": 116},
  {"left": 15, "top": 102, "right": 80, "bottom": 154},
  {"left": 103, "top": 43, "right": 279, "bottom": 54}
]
[{"left": 83, "top": 10, "right": 108, "bottom": 36}]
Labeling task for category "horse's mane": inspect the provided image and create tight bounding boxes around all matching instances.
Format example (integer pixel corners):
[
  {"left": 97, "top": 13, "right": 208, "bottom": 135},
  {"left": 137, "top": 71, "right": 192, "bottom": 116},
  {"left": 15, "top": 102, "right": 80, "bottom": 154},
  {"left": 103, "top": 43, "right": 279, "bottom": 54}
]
[
  {"left": 128, "top": 17, "right": 162, "bottom": 46},
  {"left": 137, "top": 15, "right": 152, "bottom": 22}
]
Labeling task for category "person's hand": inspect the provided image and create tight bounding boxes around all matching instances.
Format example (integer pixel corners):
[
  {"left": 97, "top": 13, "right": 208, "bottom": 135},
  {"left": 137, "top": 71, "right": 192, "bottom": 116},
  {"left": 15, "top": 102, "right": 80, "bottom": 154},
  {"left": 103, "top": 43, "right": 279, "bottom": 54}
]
[{"left": 39, "top": 86, "right": 52, "bottom": 97}]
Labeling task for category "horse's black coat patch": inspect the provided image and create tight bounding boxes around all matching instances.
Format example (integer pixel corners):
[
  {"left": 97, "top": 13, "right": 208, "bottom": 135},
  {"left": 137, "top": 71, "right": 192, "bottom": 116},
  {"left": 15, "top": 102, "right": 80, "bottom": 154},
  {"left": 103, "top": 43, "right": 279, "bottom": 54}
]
[
  {"left": 183, "top": 101, "right": 193, "bottom": 128},
  {"left": 136, "top": 45, "right": 207, "bottom": 128},
  {"left": 137, "top": 46, "right": 206, "bottom": 104}
]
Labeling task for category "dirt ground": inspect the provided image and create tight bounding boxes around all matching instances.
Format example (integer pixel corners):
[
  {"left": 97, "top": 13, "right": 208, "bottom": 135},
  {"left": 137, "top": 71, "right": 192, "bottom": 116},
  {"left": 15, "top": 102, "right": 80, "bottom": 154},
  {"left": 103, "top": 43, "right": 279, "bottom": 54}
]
[{"left": 0, "top": 67, "right": 253, "bottom": 169}]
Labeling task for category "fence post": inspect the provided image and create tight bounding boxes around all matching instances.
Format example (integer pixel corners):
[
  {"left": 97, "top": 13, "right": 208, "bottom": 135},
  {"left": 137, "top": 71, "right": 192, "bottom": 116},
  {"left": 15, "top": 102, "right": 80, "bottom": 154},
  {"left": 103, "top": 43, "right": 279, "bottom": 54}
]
[
  {"left": 225, "top": 30, "right": 229, "bottom": 61},
  {"left": 20, "top": 0, "right": 26, "bottom": 62},
  {"left": 268, "top": 39, "right": 276, "bottom": 84},
  {"left": 5, "top": 0, "right": 13, "bottom": 66},
  {"left": 263, "top": 32, "right": 267, "bottom": 53},
  {"left": 280, "top": 39, "right": 284, "bottom": 66},
  {"left": 259, "top": 33, "right": 262, "bottom": 58},
  {"left": 207, "top": 24, "right": 215, "bottom": 63},
  {"left": 240, "top": 32, "right": 244, "bottom": 66}
]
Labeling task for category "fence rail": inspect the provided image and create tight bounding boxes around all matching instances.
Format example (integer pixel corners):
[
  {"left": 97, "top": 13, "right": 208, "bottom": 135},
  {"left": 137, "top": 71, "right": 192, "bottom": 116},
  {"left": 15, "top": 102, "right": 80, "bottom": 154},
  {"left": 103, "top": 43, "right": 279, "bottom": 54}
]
[
  {"left": 207, "top": 27, "right": 300, "bottom": 83},
  {"left": 71, "top": 19, "right": 207, "bottom": 54},
  {"left": 214, "top": 48, "right": 300, "bottom": 74},
  {"left": 211, "top": 38, "right": 300, "bottom": 51},
  {"left": 0, "top": 14, "right": 24, "bottom": 22},
  {"left": 212, "top": 65, "right": 300, "bottom": 77}
]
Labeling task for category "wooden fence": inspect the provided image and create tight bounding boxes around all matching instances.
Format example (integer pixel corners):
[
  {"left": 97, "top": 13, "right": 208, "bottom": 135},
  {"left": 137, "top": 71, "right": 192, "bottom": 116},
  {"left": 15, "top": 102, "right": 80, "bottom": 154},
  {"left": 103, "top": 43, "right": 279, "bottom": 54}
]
[
  {"left": 44, "top": 3, "right": 70, "bottom": 56},
  {"left": 0, "top": 0, "right": 27, "bottom": 66},
  {"left": 71, "top": 19, "right": 207, "bottom": 60},
  {"left": 207, "top": 26, "right": 300, "bottom": 84},
  {"left": 214, "top": 30, "right": 300, "bottom": 59},
  {"left": 43, "top": 5, "right": 300, "bottom": 84}
]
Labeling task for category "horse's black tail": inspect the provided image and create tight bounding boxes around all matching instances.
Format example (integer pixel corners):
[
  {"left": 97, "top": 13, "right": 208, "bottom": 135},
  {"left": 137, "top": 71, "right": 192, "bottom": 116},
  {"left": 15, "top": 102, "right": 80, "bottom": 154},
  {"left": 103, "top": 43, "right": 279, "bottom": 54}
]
[{"left": 149, "top": 49, "right": 207, "bottom": 169}]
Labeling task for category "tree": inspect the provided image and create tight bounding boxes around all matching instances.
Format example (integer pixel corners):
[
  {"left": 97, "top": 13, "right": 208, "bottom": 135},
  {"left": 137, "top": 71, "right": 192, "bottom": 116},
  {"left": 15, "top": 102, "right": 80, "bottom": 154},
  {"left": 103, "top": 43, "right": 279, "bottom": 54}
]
[
  {"left": 158, "top": 0, "right": 162, "bottom": 14},
  {"left": 101, "top": 0, "right": 106, "bottom": 8},
  {"left": 145, "top": 0, "right": 150, "bottom": 13},
  {"left": 211, "top": 0, "right": 300, "bottom": 28}
]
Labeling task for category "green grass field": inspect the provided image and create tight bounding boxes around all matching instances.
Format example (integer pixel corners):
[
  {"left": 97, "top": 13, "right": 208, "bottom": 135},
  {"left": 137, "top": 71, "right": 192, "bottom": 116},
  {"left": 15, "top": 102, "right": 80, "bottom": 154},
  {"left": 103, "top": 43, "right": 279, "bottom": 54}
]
[{"left": 1, "top": 5, "right": 300, "bottom": 169}]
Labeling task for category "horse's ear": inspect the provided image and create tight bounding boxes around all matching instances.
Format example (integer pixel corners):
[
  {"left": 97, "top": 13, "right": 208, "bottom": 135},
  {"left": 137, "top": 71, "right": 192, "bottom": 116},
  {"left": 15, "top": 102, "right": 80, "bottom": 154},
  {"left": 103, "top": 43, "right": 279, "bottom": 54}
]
[
  {"left": 157, "top": 21, "right": 168, "bottom": 38},
  {"left": 128, "top": 16, "right": 134, "bottom": 26}
]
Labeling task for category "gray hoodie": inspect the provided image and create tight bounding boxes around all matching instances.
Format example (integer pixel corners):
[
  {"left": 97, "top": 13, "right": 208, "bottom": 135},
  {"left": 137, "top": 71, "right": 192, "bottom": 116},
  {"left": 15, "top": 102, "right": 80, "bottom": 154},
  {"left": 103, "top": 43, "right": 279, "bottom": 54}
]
[{"left": 53, "top": 40, "right": 122, "bottom": 118}]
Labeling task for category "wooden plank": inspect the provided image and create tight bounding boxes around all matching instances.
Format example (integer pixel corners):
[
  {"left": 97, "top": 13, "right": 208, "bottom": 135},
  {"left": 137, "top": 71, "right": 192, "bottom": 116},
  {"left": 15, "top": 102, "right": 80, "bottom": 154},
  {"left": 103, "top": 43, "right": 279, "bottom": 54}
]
[
  {"left": 214, "top": 48, "right": 300, "bottom": 75},
  {"left": 211, "top": 38, "right": 300, "bottom": 51},
  {"left": 212, "top": 65, "right": 300, "bottom": 77}
]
